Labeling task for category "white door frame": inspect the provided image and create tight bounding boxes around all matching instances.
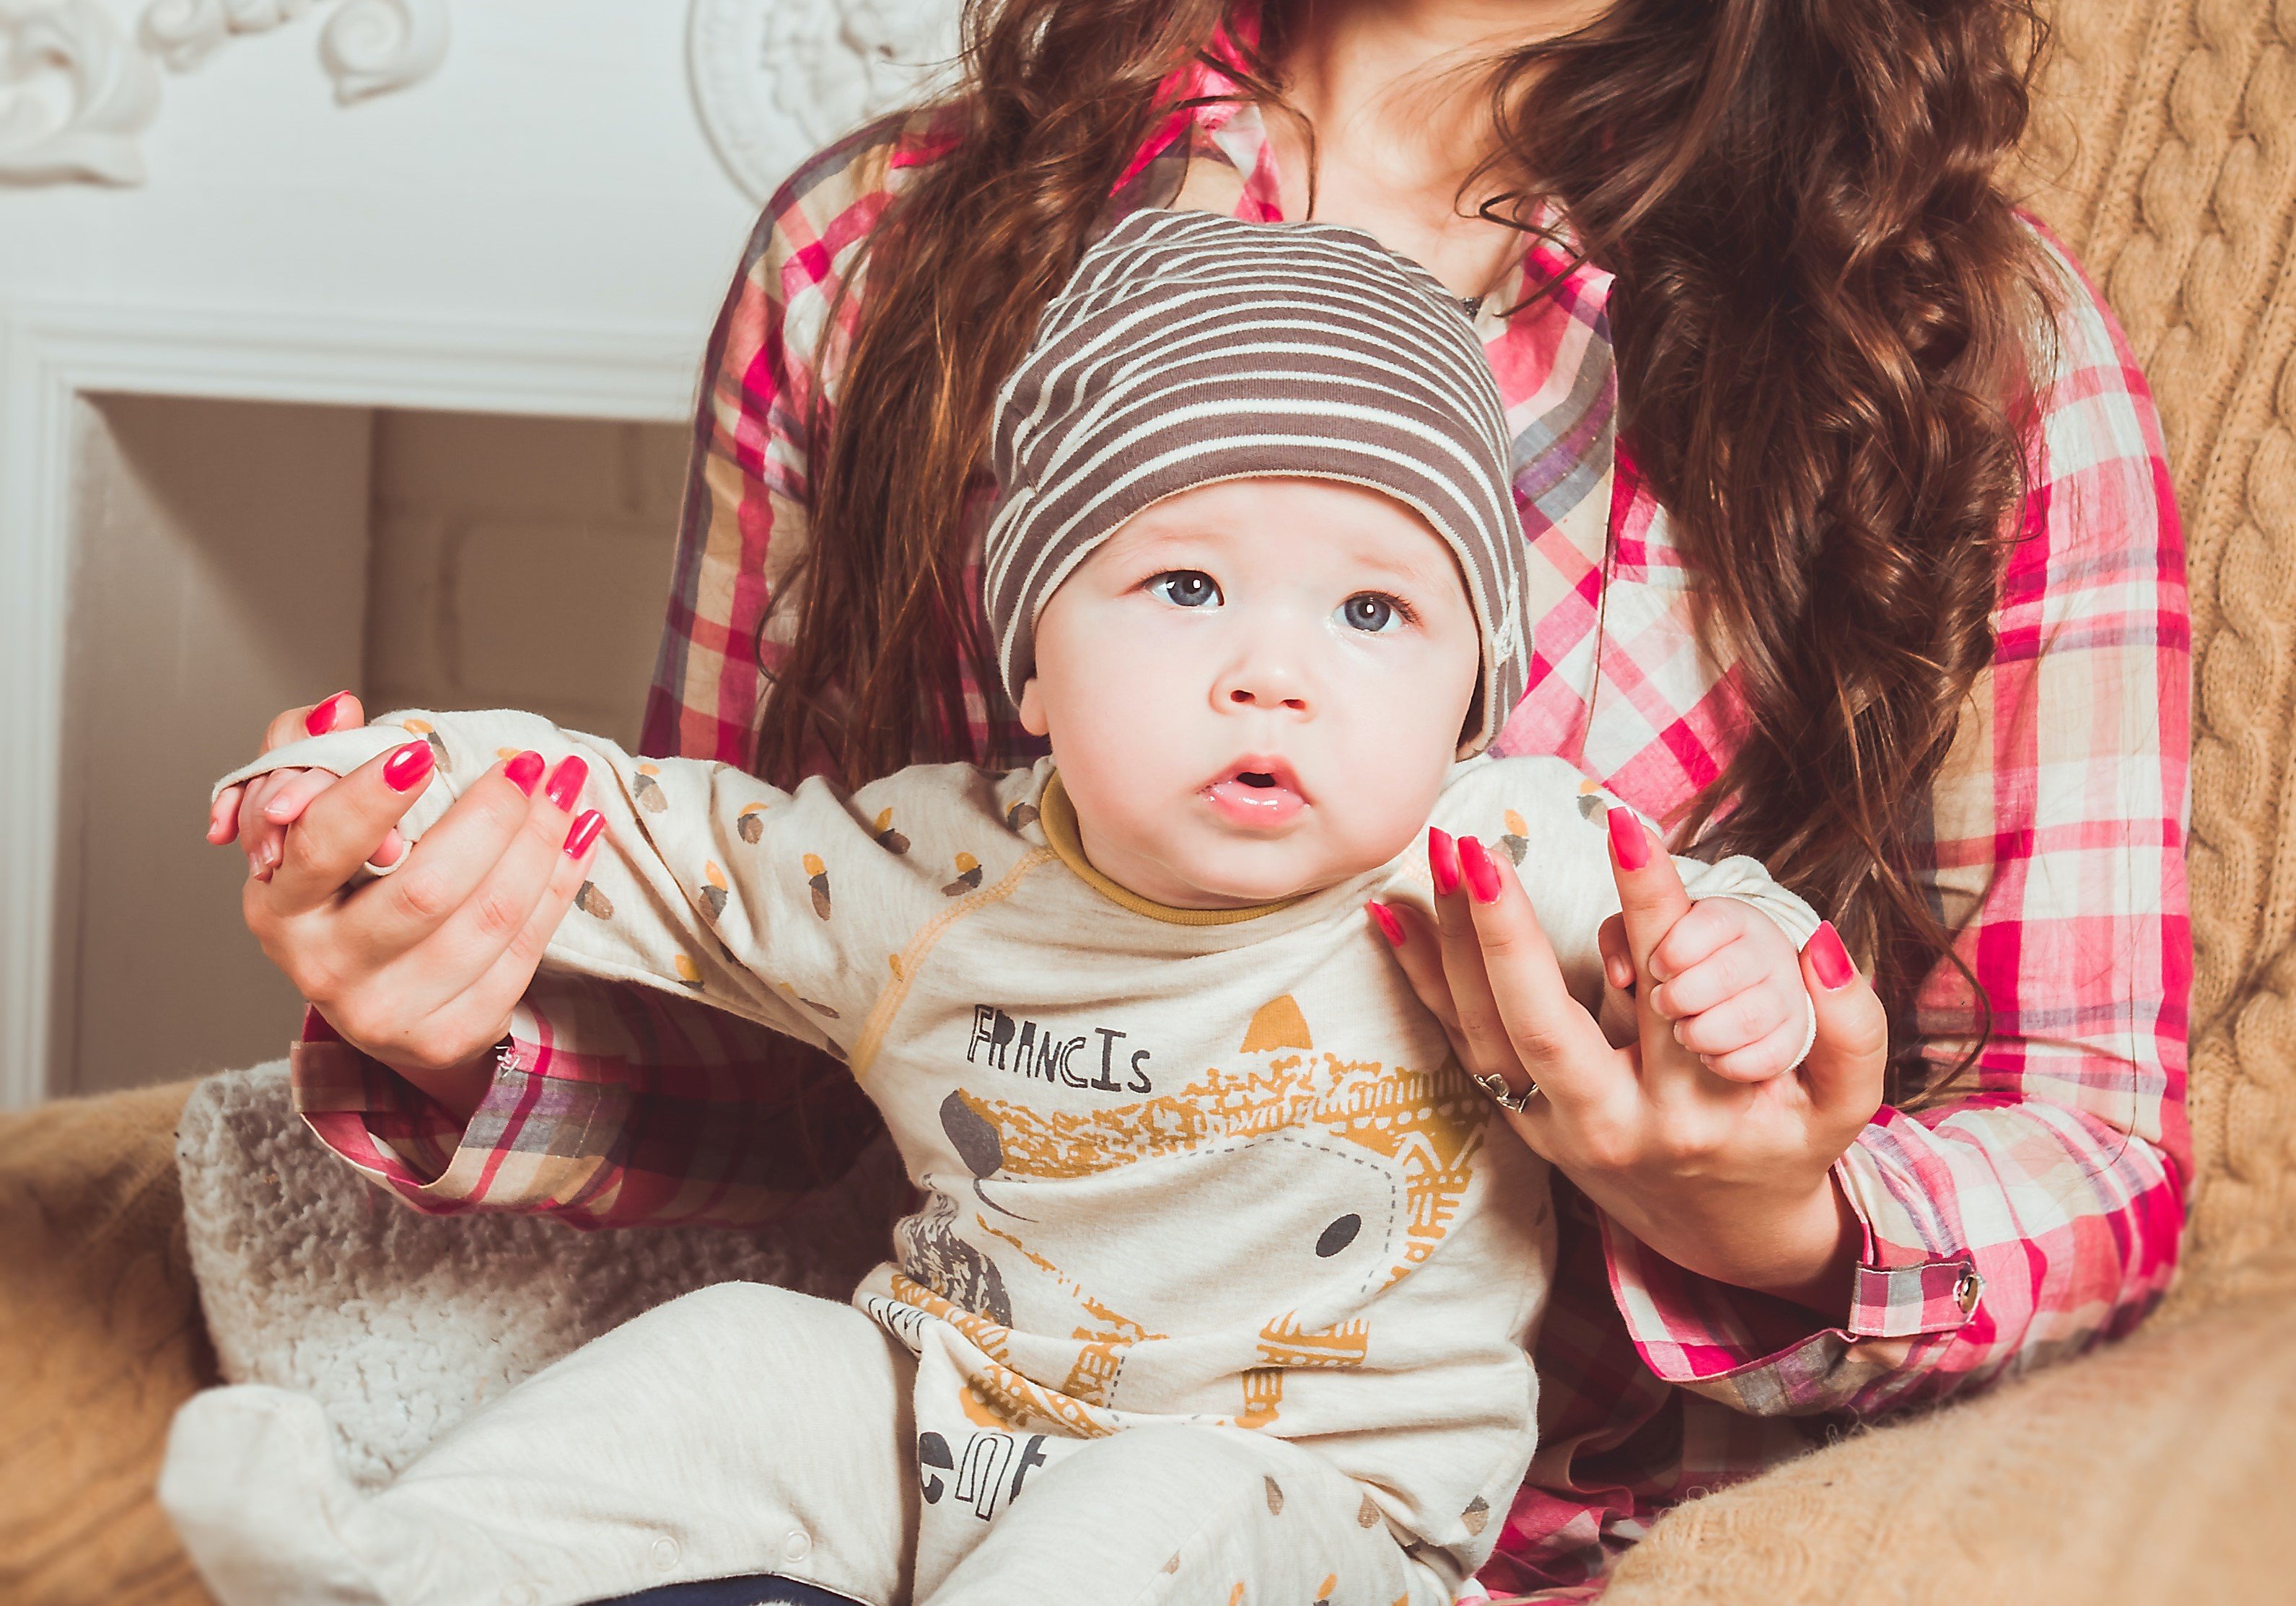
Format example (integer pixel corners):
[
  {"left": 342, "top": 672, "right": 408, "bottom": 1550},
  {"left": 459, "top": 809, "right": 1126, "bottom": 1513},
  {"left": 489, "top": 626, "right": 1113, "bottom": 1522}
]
[{"left": 0, "top": 297, "right": 702, "bottom": 1108}]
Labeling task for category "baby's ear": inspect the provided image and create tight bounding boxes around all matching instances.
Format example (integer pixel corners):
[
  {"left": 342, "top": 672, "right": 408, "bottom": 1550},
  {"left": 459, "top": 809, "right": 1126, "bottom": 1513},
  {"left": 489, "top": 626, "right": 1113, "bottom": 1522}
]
[{"left": 1017, "top": 677, "right": 1050, "bottom": 738}]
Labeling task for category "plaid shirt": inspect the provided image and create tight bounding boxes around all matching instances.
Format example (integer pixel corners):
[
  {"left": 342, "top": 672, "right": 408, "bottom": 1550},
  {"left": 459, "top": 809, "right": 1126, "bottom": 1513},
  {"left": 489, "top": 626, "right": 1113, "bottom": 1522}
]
[{"left": 292, "top": 88, "right": 2192, "bottom": 1601}]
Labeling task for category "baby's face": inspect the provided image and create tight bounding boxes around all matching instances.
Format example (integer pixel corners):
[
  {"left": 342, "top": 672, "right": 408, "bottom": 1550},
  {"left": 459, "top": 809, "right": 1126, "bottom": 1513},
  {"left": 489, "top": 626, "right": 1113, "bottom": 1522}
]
[{"left": 1019, "top": 477, "right": 1483, "bottom": 909}]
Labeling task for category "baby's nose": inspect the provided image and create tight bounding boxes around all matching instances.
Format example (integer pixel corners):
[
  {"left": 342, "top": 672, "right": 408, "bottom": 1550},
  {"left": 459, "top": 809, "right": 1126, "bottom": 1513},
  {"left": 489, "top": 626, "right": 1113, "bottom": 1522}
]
[{"left": 1227, "top": 683, "right": 1310, "bottom": 713}]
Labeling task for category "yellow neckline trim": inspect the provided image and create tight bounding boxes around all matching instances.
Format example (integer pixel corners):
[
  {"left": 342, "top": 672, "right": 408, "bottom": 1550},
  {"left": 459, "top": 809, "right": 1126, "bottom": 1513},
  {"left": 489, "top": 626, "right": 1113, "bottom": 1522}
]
[{"left": 1038, "top": 772, "right": 1302, "bottom": 926}]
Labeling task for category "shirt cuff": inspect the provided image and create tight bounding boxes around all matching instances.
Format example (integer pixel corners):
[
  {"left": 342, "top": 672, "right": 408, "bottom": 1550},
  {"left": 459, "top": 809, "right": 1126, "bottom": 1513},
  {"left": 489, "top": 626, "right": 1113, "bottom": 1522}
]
[
  {"left": 1601, "top": 1115, "right": 1984, "bottom": 1414},
  {"left": 288, "top": 1006, "right": 622, "bottom": 1218}
]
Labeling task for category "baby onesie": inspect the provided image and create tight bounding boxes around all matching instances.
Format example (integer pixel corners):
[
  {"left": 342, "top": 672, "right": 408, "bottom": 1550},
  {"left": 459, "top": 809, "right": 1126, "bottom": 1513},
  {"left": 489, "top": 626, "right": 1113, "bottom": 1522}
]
[{"left": 202, "top": 712, "right": 1820, "bottom": 1605}]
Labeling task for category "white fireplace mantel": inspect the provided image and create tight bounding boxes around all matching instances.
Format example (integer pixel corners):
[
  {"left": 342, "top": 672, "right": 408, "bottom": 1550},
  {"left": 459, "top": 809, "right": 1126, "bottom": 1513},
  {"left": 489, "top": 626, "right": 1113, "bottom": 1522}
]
[{"left": 0, "top": 0, "right": 956, "bottom": 1106}]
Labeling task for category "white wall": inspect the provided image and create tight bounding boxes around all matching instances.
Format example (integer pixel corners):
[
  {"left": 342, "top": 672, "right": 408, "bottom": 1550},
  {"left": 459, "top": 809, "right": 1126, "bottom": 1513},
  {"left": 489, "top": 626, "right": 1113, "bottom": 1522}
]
[
  {"left": 58, "top": 393, "right": 372, "bottom": 1097},
  {"left": 364, "top": 411, "right": 690, "bottom": 750},
  {"left": 1, "top": 2, "right": 763, "bottom": 394}
]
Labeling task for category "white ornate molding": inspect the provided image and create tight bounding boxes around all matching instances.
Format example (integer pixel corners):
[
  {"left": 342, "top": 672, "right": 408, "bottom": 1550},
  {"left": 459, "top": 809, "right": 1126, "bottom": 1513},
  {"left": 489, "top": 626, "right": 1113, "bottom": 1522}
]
[
  {"left": 141, "top": 0, "right": 447, "bottom": 105},
  {"left": 0, "top": 0, "right": 446, "bottom": 187},
  {"left": 688, "top": 0, "right": 958, "bottom": 205},
  {"left": 0, "top": 2, "right": 165, "bottom": 185}
]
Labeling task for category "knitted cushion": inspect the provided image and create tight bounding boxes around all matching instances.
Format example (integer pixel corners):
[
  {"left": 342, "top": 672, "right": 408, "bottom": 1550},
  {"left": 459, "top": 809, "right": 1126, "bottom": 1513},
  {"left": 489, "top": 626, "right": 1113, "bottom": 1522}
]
[
  {"left": 2018, "top": 0, "right": 2296, "bottom": 1303},
  {"left": 173, "top": 1066, "right": 909, "bottom": 1491}
]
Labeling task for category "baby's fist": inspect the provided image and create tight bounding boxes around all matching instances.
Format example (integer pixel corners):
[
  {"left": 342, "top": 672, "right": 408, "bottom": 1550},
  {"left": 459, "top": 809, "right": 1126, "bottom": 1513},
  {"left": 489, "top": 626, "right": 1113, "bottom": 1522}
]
[{"left": 1644, "top": 897, "right": 1815, "bottom": 1081}]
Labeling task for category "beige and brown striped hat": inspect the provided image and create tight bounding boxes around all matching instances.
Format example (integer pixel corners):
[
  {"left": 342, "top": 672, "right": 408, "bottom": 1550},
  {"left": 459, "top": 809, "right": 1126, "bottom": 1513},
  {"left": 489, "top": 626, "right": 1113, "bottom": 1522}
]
[{"left": 983, "top": 206, "right": 1530, "bottom": 755}]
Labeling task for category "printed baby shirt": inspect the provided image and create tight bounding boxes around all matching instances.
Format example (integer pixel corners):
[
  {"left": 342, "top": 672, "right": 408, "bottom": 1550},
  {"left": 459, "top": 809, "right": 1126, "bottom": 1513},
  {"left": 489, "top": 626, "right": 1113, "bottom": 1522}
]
[{"left": 218, "top": 714, "right": 1821, "bottom": 1587}]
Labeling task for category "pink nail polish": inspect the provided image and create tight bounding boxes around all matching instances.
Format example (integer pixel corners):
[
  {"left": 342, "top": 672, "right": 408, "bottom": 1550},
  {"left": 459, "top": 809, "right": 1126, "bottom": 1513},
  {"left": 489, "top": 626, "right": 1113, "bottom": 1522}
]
[
  {"left": 544, "top": 755, "right": 588, "bottom": 812},
  {"left": 1459, "top": 835, "right": 1501, "bottom": 903},
  {"left": 1808, "top": 921, "right": 1855, "bottom": 990},
  {"left": 1606, "top": 806, "right": 1652, "bottom": 870},
  {"left": 382, "top": 740, "right": 434, "bottom": 792},
  {"left": 1367, "top": 901, "right": 1405, "bottom": 947},
  {"left": 1428, "top": 828, "right": 1461, "bottom": 897},
  {"left": 564, "top": 810, "right": 605, "bottom": 858},
  {"left": 504, "top": 751, "right": 545, "bottom": 796},
  {"left": 304, "top": 690, "right": 350, "bottom": 736}
]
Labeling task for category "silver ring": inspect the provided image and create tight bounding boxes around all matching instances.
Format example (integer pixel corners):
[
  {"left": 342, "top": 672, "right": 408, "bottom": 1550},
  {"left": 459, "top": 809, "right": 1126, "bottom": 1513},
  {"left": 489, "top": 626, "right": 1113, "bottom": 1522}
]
[{"left": 1473, "top": 1070, "right": 1540, "bottom": 1113}]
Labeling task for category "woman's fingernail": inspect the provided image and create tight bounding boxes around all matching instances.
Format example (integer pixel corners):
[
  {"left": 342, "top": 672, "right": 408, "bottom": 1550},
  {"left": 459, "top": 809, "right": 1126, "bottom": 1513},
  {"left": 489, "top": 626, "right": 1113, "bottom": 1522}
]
[
  {"left": 544, "top": 755, "right": 588, "bottom": 812},
  {"left": 1808, "top": 921, "right": 1855, "bottom": 989},
  {"left": 304, "top": 691, "right": 351, "bottom": 736},
  {"left": 1460, "top": 835, "right": 1501, "bottom": 903},
  {"left": 564, "top": 809, "right": 605, "bottom": 858},
  {"left": 1428, "top": 828, "right": 1461, "bottom": 896},
  {"left": 1367, "top": 901, "right": 1405, "bottom": 947},
  {"left": 382, "top": 740, "right": 434, "bottom": 792},
  {"left": 504, "top": 751, "right": 545, "bottom": 796},
  {"left": 1606, "top": 806, "right": 1652, "bottom": 870}
]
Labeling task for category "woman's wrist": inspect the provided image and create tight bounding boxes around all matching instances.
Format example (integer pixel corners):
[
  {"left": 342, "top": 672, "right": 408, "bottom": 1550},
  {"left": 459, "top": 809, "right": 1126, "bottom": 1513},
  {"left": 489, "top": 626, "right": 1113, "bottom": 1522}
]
[
  {"left": 1611, "top": 1170, "right": 1861, "bottom": 1323},
  {"left": 380, "top": 1043, "right": 504, "bottom": 1128},
  {"left": 1743, "top": 1172, "right": 1862, "bottom": 1320}
]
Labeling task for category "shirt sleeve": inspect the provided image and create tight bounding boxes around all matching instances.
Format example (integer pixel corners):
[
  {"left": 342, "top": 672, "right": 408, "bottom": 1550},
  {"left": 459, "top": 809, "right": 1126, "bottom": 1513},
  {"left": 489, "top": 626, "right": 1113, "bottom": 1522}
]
[
  {"left": 287, "top": 981, "right": 883, "bottom": 1227},
  {"left": 1603, "top": 225, "right": 2194, "bottom": 1416},
  {"left": 228, "top": 708, "right": 964, "bottom": 1053},
  {"left": 1429, "top": 759, "right": 1822, "bottom": 1036}
]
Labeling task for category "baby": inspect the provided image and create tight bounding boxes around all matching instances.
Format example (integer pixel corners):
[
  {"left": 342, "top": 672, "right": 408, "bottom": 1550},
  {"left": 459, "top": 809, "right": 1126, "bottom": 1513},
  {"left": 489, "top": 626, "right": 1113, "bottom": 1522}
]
[{"left": 180, "top": 209, "right": 1820, "bottom": 1606}]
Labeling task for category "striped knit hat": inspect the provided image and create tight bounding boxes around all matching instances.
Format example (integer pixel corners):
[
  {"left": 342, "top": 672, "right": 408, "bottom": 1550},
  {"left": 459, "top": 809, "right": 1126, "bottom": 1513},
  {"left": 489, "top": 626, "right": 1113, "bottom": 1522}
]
[{"left": 983, "top": 207, "right": 1530, "bottom": 755}]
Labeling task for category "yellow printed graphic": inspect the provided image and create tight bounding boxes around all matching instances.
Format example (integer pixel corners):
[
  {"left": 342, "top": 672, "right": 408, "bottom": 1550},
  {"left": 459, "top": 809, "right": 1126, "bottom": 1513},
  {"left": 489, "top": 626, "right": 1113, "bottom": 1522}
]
[
  {"left": 976, "top": 1220, "right": 1161, "bottom": 1406},
  {"left": 889, "top": 1271, "right": 1118, "bottom": 1439},
  {"left": 954, "top": 1046, "right": 1484, "bottom": 1281},
  {"left": 1240, "top": 993, "right": 1313, "bottom": 1053},
  {"left": 1240, "top": 1311, "right": 1372, "bottom": 1426},
  {"left": 874, "top": 999, "right": 1488, "bottom": 1441}
]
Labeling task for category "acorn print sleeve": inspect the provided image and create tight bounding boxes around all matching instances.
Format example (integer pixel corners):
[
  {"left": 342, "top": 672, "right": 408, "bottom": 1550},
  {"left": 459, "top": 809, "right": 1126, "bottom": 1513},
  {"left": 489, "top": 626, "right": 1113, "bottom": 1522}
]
[
  {"left": 1430, "top": 756, "right": 1823, "bottom": 988},
  {"left": 214, "top": 709, "right": 1011, "bottom": 1057}
]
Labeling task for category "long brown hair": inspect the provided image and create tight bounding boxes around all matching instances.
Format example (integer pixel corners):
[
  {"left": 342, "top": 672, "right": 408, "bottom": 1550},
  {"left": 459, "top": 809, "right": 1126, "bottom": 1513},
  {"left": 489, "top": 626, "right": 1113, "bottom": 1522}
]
[{"left": 758, "top": 0, "right": 2054, "bottom": 1096}]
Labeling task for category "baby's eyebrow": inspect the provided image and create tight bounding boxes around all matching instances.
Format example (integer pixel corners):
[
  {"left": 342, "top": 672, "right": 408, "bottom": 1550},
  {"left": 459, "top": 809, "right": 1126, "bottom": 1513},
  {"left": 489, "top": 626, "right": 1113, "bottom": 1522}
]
[
  {"left": 1331, "top": 548, "right": 1460, "bottom": 590},
  {"left": 1098, "top": 526, "right": 1224, "bottom": 567}
]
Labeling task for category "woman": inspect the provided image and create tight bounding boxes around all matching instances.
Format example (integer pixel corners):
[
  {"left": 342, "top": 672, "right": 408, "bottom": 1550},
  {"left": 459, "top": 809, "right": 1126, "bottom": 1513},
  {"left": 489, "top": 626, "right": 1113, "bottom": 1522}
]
[{"left": 213, "top": 0, "right": 2190, "bottom": 1594}]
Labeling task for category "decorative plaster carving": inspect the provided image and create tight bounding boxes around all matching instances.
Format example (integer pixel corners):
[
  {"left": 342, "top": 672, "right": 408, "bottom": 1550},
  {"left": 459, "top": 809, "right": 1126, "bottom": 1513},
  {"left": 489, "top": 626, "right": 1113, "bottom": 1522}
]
[
  {"left": 0, "top": 2, "right": 164, "bottom": 185},
  {"left": 688, "top": 0, "right": 958, "bottom": 204},
  {"left": 0, "top": 0, "right": 444, "bottom": 186},
  {"left": 316, "top": 0, "right": 446, "bottom": 103},
  {"left": 139, "top": 0, "right": 312, "bottom": 74},
  {"left": 141, "top": 0, "right": 447, "bottom": 105}
]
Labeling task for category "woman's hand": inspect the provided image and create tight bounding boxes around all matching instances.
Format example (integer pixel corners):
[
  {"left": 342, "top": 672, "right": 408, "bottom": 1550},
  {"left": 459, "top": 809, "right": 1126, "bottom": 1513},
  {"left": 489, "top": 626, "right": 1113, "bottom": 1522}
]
[
  {"left": 211, "top": 695, "right": 606, "bottom": 1124},
  {"left": 1372, "top": 812, "right": 1888, "bottom": 1319},
  {"left": 208, "top": 693, "right": 403, "bottom": 881}
]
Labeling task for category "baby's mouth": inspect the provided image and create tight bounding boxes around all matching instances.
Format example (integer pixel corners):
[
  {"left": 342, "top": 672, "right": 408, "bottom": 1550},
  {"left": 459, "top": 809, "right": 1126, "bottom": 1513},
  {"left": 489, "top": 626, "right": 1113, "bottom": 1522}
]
[{"left": 1203, "top": 760, "right": 1308, "bottom": 827}]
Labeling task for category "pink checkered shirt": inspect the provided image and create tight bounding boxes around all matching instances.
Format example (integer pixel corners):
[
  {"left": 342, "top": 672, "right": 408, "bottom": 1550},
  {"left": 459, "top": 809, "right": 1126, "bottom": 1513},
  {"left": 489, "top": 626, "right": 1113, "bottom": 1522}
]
[{"left": 290, "top": 89, "right": 2192, "bottom": 1600}]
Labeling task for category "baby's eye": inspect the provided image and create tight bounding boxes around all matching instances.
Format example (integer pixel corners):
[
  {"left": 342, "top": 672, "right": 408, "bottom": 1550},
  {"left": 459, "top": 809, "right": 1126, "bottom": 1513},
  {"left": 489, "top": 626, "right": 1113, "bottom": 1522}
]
[
  {"left": 1337, "top": 593, "right": 1403, "bottom": 633},
  {"left": 1149, "top": 571, "right": 1222, "bottom": 609}
]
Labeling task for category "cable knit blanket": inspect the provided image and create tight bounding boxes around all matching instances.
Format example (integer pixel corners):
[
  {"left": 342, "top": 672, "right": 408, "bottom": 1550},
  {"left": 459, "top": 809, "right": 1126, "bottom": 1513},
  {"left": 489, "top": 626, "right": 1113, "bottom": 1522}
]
[{"left": 171, "top": 1064, "right": 911, "bottom": 1491}]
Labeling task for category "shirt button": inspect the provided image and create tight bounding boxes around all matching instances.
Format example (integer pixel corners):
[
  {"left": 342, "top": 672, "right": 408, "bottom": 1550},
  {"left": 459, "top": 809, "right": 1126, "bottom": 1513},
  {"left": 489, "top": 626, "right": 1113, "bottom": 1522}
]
[
  {"left": 1954, "top": 1266, "right": 1984, "bottom": 1315},
  {"left": 650, "top": 1536, "right": 680, "bottom": 1571},
  {"left": 782, "top": 1528, "right": 812, "bottom": 1563}
]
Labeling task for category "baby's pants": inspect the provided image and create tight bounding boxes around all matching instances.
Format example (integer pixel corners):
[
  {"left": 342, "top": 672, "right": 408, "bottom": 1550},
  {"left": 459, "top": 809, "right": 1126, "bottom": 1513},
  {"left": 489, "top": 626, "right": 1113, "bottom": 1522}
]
[{"left": 164, "top": 1283, "right": 1456, "bottom": 1606}]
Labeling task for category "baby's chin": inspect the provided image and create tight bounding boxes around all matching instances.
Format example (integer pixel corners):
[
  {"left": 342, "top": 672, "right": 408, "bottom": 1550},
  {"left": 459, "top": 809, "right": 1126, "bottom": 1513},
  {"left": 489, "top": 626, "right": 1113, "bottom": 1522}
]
[{"left": 1159, "top": 833, "right": 1398, "bottom": 908}]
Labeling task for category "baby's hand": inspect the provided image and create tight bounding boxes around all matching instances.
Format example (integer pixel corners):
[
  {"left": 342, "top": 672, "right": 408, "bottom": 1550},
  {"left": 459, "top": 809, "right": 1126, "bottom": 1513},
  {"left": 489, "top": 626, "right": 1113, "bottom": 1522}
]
[
  {"left": 1601, "top": 896, "right": 1815, "bottom": 1080},
  {"left": 205, "top": 692, "right": 404, "bottom": 881}
]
